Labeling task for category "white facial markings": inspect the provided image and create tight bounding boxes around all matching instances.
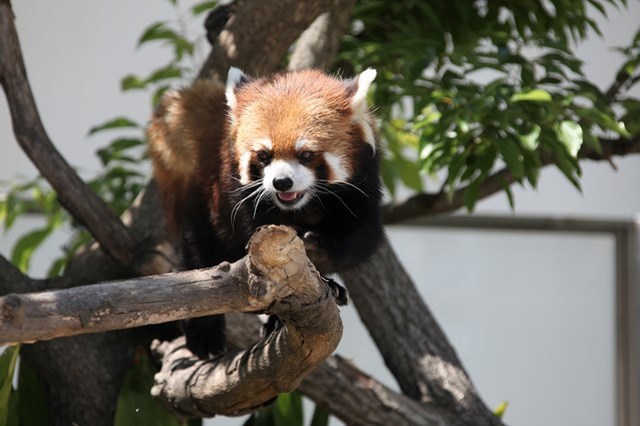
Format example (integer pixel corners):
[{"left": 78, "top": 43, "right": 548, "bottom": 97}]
[
  {"left": 295, "top": 138, "right": 309, "bottom": 152},
  {"left": 252, "top": 138, "right": 272, "bottom": 152},
  {"left": 238, "top": 151, "right": 252, "bottom": 185},
  {"left": 263, "top": 159, "right": 315, "bottom": 193},
  {"left": 323, "top": 152, "right": 350, "bottom": 182},
  {"left": 240, "top": 139, "right": 272, "bottom": 185}
]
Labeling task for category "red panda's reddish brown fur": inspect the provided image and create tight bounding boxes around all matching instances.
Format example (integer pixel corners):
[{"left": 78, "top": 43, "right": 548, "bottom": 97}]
[
  {"left": 147, "top": 79, "right": 229, "bottom": 239},
  {"left": 147, "top": 69, "right": 383, "bottom": 358}
]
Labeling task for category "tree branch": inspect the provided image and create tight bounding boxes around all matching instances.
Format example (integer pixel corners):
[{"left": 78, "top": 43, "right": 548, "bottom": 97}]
[
  {"left": 340, "top": 238, "right": 502, "bottom": 425},
  {"left": 384, "top": 133, "right": 640, "bottom": 223},
  {"left": 605, "top": 65, "right": 636, "bottom": 101},
  {"left": 383, "top": 169, "right": 516, "bottom": 224},
  {"left": 287, "top": 0, "right": 357, "bottom": 72},
  {"left": 0, "top": 226, "right": 341, "bottom": 346},
  {"left": 0, "top": 254, "right": 47, "bottom": 293},
  {"left": 3, "top": 225, "right": 343, "bottom": 418},
  {"left": 0, "top": 0, "right": 135, "bottom": 267},
  {"left": 197, "top": 0, "right": 334, "bottom": 80},
  {"left": 158, "top": 313, "right": 465, "bottom": 425},
  {"left": 583, "top": 134, "right": 640, "bottom": 160},
  {"left": 150, "top": 225, "right": 343, "bottom": 417},
  {"left": 300, "top": 355, "right": 461, "bottom": 426}
]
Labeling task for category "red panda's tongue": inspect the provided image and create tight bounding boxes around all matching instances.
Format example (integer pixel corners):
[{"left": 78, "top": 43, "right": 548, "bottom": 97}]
[{"left": 277, "top": 192, "right": 301, "bottom": 202}]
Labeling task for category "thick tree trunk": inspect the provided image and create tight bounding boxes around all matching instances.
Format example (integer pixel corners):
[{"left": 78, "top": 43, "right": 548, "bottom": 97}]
[{"left": 340, "top": 239, "right": 502, "bottom": 424}]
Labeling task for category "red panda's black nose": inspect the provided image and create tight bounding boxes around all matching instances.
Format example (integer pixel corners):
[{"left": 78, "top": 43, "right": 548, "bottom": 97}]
[{"left": 273, "top": 176, "right": 293, "bottom": 191}]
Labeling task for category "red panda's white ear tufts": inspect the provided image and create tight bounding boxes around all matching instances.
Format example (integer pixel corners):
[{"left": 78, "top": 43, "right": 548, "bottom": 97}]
[
  {"left": 350, "top": 68, "right": 377, "bottom": 152},
  {"left": 350, "top": 68, "right": 377, "bottom": 111},
  {"left": 225, "top": 67, "right": 250, "bottom": 117}
]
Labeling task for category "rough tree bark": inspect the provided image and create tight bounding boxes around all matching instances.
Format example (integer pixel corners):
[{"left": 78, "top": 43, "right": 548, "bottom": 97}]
[
  {"left": 0, "top": 226, "right": 342, "bottom": 345},
  {"left": 148, "top": 226, "right": 343, "bottom": 417}
]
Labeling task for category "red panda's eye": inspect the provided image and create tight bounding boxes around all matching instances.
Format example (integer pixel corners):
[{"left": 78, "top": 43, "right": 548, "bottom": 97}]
[
  {"left": 299, "top": 151, "right": 314, "bottom": 162},
  {"left": 256, "top": 150, "right": 270, "bottom": 162}
]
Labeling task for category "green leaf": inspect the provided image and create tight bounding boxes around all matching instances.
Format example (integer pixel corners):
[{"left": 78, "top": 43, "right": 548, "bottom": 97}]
[
  {"left": 16, "top": 360, "right": 48, "bottom": 426},
  {"left": 0, "top": 346, "right": 20, "bottom": 426},
  {"left": 501, "top": 180, "right": 515, "bottom": 210},
  {"left": 553, "top": 146, "right": 582, "bottom": 190},
  {"left": 445, "top": 152, "right": 468, "bottom": 186},
  {"left": 396, "top": 157, "right": 423, "bottom": 192},
  {"left": 522, "top": 150, "right": 541, "bottom": 188},
  {"left": 152, "top": 86, "right": 171, "bottom": 108},
  {"left": 273, "top": 392, "right": 304, "bottom": 426},
  {"left": 310, "top": 404, "right": 330, "bottom": 426},
  {"left": 510, "top": 89, "right": 552, "bottom": 103},
  {"left": 381, "top": 157, "right": 398, "bottom": 197},
  {"left": 0, "top": 198, "right": 6, "bottom": 226},
  {"left": 464, "top": 175, "right": 483, "bottom": 212},
  {"left": 3, "top": 192, "right": 25, "bottom": 230},
  {"left": 145, "top": 65, "right": 182, "bottom": 84},
  {"left": 494, "top": 401, "right": 509, "bottom": 419},
  {"left": 555, "top": 120, "right": 583, "bottom": 158},
  {"left": 138, "top": 22, "right": 174, "bottom": 46},
  {"left": 47, "top": 256, "right": 68, "bottom": 278},
  {"left": 244, "top": 409, "right": 275, "bottom": 426},
  {"left": 519, "top": 125, "right": 541, "bottom": 151},
  {"left": 496, "top": 140, "right": 524, "bottom": 177},
  {"left": 97, "top": 138, "right": 145, "bottom": 167},
  {"left": 88, "top": 117, "right": 139, "bottom": 136},
  {"left": 121, "top": 75, "right": 147, "bottom": 91},
  {"left": 191, "top": 1, "right": 218, "bottom": 16},
  {"left": 10, "top": 227, "right": 54, "bottom": 273},
  {"left": 582, "top": 132, "right": 602, "bottom": 156},
  {"left": 114, "top": 351, "right": 182, "bottom": 426}
]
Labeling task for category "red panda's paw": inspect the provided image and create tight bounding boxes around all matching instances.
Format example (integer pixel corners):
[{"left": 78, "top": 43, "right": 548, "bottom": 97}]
[
  {"left": 323, "top": 277, "right": 350, "bottom": 306},
  {"left": 301, "top": 230, "right": 333, "bottom": 274}
]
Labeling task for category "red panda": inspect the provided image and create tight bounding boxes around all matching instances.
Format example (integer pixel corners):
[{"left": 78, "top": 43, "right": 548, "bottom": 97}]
[{"left": 148, "top": 68, "right": 383, "bottom": 358}]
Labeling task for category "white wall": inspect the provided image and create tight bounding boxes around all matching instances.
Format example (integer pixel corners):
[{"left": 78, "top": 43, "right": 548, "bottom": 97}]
[{"left": 1, "top": 1, "right": 639, "bottom": 425}]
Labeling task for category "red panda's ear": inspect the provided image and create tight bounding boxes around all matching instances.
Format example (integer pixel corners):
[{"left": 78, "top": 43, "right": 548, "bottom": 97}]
[
  {"left": 348, "top": 68, "right": 377, "bottom": 151},
  {"left": 225, "top": 67, "right": 251, "bottom": 119},
  {"left": 350, "top": 68, "right": 376, "bottom": 112}
]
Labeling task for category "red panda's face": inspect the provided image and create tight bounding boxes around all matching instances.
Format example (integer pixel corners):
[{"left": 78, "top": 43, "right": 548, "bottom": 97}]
[{"left": 226, "top": 68, "right": 377, "bottom": 211}]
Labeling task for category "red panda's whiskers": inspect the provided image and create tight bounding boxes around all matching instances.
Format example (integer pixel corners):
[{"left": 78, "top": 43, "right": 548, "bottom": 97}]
[
  {"left": 316, "top": 179, "right": 369, "bottom": 198},
  {"left": 230, "top": 185, "right": 263, "bottom": 231},
  {"left": 312, "top": 184, "right": 360, "bottom": 219},
  {"left": 252, "top": 188, "right": 270, "bottom": 219},
  {"left": 228, "top": 180, "right": 262, "bottom": 194}
]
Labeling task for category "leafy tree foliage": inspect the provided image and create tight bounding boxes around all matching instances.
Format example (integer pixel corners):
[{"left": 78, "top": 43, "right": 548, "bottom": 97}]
[{"left": 343, "top": 0, "right": 638, "bottom": 208}]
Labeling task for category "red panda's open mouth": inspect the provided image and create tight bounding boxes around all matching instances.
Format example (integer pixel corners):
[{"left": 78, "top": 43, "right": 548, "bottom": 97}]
[{"left": 276, "top": 191, "right": 304, "bottom": 204}]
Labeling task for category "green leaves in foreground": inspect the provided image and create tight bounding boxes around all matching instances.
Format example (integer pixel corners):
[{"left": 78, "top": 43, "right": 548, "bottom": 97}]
[
  {"left": 0, "top": 346, "right": 20, "bottom": 426},
  {"left": 244, "top": 392, "right": 330, "bottom": 426},
  {"left": 0, "top": 178, "right": 65, "bottom": 275},
  {"left": 0, "top": 347, "right": 48, "bottom": 426},
  {"left": 494, "top": 401, "right": 509, "bottom": 420},
  {"left": 114, "top": 350, "right": 194, "bottom": 426}
]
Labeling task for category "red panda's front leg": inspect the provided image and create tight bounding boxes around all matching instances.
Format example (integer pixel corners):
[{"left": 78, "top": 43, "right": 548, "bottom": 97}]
[
  {"left": 300, "top": 230, "right": 333, "bottom": 274},
  {"left": 300, "top": 217, "right": 384, "bottom": 275}
]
